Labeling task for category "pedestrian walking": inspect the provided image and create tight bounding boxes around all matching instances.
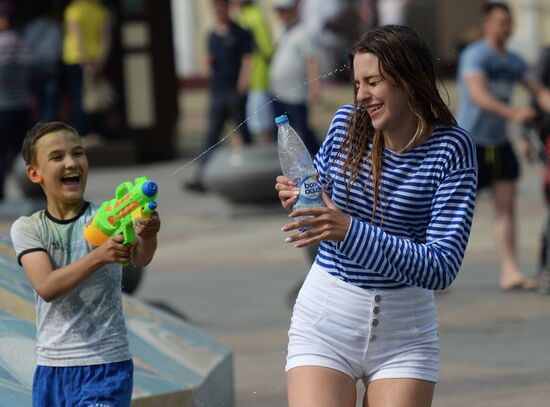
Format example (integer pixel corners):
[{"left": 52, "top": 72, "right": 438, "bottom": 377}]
[
  {"left": 63, "top": 0, "right": 112, "bottom": 146},
  {"left": 185, "top": 0, "right": 254, "bottom": 193},
  {"left": 270, "top": 0, "right": 321, "bottom": 156},
  {"left": 24, "top": 2, "right": 63, "bottom": 122},
  {"left": 457, "top": 2, "right": 550, "bottom": 291},
  {"left": 230, "top": 0, "right": 275, "bottom": 143},
  {"left": 0, "top": 0, "right": 31, "bottom": 202}
]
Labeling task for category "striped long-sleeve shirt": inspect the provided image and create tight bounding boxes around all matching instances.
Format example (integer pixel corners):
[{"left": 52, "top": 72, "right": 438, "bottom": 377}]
[{"left": 313, "top": 105, "right": 478, "bottom": 290}]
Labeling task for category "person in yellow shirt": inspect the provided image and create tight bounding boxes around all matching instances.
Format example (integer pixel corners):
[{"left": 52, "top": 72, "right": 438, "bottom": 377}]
[
  {"left": 63, "top": 0, "right": 111, "bottom": 144},
  {"left": 230, "top": 0, "right": 275, "bottom": 142}
]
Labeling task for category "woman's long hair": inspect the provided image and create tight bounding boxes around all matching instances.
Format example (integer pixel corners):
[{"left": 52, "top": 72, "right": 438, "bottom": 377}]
[{"left": 342, "top": 25, "right": 456, "bottom": 219}]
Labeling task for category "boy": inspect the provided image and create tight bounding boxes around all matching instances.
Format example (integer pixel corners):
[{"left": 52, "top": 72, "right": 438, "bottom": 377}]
[{"left": 10, "top": 121, "right": 161, "bottom": 406}]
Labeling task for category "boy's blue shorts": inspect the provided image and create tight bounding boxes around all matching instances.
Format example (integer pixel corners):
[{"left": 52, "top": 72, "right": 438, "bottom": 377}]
[{"left": 32, "top": 359, "right": 133, "bottom": 407}]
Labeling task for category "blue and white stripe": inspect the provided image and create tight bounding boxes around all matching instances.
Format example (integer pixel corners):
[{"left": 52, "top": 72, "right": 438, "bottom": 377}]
[{"left": 313, "top": 105, "right": 478, "bottom": 290}]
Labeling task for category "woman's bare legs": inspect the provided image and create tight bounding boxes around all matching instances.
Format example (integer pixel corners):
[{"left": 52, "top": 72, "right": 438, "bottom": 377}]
[
  {"left": 288, "top": 366, "right": 357, "bottom": 407},
  {"left": 363, "top": 378, "right": 435, "bottom": 407}
]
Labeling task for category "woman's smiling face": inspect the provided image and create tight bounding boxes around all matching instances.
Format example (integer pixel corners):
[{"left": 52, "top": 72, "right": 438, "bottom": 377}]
[{"left": 353, "top": 52, "right": 414, "bottom": 143}]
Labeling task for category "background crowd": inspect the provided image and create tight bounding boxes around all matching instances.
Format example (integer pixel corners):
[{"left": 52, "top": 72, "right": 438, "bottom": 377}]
[
  {"left": 0, "top": 0, "right": 115, "bottom": 205},
  {"left": 183, "top": 0, "right": 550, "bottom": 294},
  {"left": 3, "top": 0, "right": 550, "bottom": 291}
]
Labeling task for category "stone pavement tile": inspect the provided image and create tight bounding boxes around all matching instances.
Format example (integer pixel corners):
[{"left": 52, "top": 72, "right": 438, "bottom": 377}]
[
  {"left": 436, "top": 371, "right": 550, "bottom": 407},
  {"left": 233, "top": 351, "right": 287, "bottom": 407}
]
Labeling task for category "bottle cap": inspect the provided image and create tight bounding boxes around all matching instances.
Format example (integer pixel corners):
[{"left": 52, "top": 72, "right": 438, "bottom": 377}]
[{"left": 275, "top": 115, "right": 289, "bottom": 126}]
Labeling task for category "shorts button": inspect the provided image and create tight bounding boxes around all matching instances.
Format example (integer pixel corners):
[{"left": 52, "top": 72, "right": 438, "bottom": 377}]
[
  {"left": 373, "top": 306, "right": 380, "bottom": 315},
  {"left": 372, "top": 318, "right": 379, "bottom": 327}
]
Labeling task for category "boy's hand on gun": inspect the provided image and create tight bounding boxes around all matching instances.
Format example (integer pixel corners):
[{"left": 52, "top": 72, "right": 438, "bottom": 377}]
[
  {"left": 83, "top": 176, "right": 160, "bottom": 266},
  {"left": 84, "top": 176, "right": 158, "bottom": 246},
  {"left": 96, "top": 235, "right": 133, "bottom": 264},
  {"left": 133, "top": 213, "right": 161, "bottom": 239}
]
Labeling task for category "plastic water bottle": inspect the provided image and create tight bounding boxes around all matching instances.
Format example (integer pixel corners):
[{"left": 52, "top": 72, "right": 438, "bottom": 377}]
[{"left": 276, "top": 115, "right": 325, "bottom": 228}]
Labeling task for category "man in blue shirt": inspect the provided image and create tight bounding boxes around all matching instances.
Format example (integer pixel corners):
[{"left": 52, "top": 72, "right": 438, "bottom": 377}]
[
  {"left": 457, "top": 2, "right": 550, "bottom": 291},
  {"left": 185, "top": 0, "right": 254, "bottom": 193}
]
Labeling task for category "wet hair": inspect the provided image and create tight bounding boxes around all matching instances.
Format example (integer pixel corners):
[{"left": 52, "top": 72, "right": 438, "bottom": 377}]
[
  {"left": 22, "top": 121, "right": 80, "bottom": 165},
  {"left": 343, "top": 25, "right": 456, "bottom": 219},
  {"left": 482, "top": 2, "right": 510, "bottom": 16}
]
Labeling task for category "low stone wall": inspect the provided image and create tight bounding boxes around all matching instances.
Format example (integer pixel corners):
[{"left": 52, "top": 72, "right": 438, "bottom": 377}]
[{"left": 203, "top": 144, "right": 281, "bottom": 203}]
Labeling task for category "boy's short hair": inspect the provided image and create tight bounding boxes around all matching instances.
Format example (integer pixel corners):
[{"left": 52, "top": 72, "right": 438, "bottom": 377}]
[
  {"left": 23, "top": 121, "right": 80, "bottom": 165},
  {"left": 483, "top": 2, "right": 510, "bottom": 16}
]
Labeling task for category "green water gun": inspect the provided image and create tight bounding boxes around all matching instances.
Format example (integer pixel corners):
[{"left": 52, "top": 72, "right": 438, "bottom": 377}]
[{"left": 84, "top": 176, "right": 158, "bottom": 246}]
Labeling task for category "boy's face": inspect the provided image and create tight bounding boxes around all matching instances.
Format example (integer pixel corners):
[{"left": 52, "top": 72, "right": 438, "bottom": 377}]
[{"left": 27, "top": 130, "right": 88, "bottom": 206}]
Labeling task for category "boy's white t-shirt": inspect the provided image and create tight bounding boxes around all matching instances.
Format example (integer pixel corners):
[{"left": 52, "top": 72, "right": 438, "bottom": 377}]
[{"left": 10, "top": 202, "right": 131, "bottom": 367}]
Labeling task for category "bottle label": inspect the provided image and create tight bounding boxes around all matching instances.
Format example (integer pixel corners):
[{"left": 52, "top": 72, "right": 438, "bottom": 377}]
[
  {"left": 294, "top": 175, "right": 322, "bottom": 207},
  {"left": 292, "top": 174, "right": 324, "bottom": 232}
]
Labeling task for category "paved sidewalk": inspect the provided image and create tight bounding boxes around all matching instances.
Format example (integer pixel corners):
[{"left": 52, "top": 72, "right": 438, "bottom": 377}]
[
  {"left": 5, "top": 157, "right": 545, "bottom": 407},
  {"left": 1, "top": 83, "right": 549, "bottom": 406}
]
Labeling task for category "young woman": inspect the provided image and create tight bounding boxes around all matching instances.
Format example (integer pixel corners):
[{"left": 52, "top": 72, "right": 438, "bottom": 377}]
[{"left": 275, "top": 25, "right": 478, "bottom": 407}]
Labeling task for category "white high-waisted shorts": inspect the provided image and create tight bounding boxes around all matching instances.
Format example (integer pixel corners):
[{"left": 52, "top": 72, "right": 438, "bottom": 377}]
[{"left": 286, "top": 264, "right": 439, "bottom": 384}]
